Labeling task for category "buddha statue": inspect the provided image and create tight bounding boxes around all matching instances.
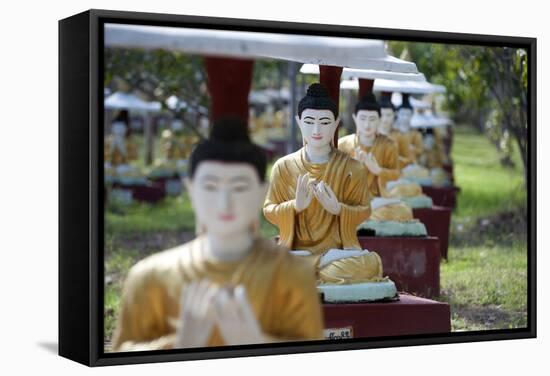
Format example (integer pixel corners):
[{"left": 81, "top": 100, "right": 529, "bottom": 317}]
[
  {"left": 149, "top": 120, "right": 196, "bottom": 182},
  {"left": 372, "top": 94, "right": 433, "bottom": 209},
  {"left": 104, "top": 121, "right": 144, "bottom": 187},
  {"left": 105, "top": 110, "right": 138, "bottom": 166},
  {"left": 378, "top": 92, "right": 395, "bottom": 137},
  {"left": 263, "top": 83, "right": 396, "bottom": 301},
  {"left": 338, "top": 92, "right": 400, "bottom": 198},
  {"left": 337, "top": 94, "right": 426, "bottom": 236},
  {"left": 390, "top": 94, "right": 424, "bottom": 169},
  {"left": 112, "top": 117, "right": 324, "bottom": 351},
  {"left": 417, "top": 128, "right": 451, "bottom": 187}
]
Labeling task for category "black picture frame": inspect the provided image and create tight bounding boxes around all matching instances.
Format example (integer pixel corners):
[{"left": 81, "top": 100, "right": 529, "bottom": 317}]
[{"left": 59, "top": 8, "right": 537, "bottom": 367}]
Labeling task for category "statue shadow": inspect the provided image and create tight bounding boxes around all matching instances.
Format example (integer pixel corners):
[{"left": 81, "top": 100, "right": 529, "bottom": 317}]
[{"left": 37, "top": 342, "right": 58, "bottom": 354}]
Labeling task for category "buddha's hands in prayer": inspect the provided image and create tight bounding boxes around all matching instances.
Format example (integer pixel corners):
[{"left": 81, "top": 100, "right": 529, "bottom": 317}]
[
  {"left": 175, "top": 279, "right": 219, "bottom": 348},
  {"left": 313, "top": 181, "right": 342, "bottom": 215},
  {"left": 213, "top": 285, "right": 267, "bottom": 345},
  {"left": 294, "top": 173, "right": 314, "bottom": 213},
  {"left": 355, "top": 149, "right": 382, "bottom": 176}
]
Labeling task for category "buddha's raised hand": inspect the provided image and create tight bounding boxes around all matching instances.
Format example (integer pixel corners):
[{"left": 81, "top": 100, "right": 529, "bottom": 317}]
[
  {"left": 175, "top": 279, "right": 218, "bottom": 348},
  {"left": 363, "top": 152, "right": 382, "bottom": 175},
  {"left": 213, "top": 285, "right": 267, "bottom": 345},
  {"left": 314, "top": 181, "right": 342, "bottom": 215},
  {"left": 294, "top": 173, "right": 313, "bottom": 213}
]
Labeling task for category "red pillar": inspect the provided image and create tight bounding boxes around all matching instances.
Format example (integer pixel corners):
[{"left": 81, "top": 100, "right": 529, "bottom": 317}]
[
  {"left": 358, "top": 78, "right": 374, "bottom": 100},
  {"left": 319, "top": 65, "right": 343, "bottom": 147},
  {"left": 204, "top": 56, "right": 254, "bottom": 126}
]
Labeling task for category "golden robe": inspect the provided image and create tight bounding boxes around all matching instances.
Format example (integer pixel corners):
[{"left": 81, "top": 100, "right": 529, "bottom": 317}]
[
  {"left": 112, "top": 236, "right": 324, "bottom": 351},
  {"left": 263, "top": 148, "right": 371, "bottom": 255},
  {"left": 389, "top": 130, "right": 424, "bottom": 169},
  {"left": 104, "top": 136, "right": 138, "bottom": 165},
  {"left": 409, "top": 129, "right": 424, "bottom": 163},
  {"left": 338, "top": 134, "right": 400, "bottom": 197}
]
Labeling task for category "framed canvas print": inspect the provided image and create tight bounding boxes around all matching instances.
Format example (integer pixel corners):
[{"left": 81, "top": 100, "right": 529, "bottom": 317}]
[{"left": 58, "top": 8, "right": 536, "bottom": 367}]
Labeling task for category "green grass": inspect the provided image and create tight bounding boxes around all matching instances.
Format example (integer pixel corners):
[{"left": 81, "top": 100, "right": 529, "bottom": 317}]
[
  {"left": 106, "top": 194, "right": 195, "bottom": 234},
  {"left": 451, "top": 127, "right": 526, "bottom": 220},
  {"left": 442, "top": 125, "right": 527, "bottom": 331},
  {"left": 441, "top": 242, "right": 527, "bottom": 330}
]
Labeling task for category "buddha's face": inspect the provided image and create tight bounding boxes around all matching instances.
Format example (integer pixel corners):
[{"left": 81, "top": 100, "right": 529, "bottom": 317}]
[
  {"left": 379, "top": 108, "right": 395, "bottom": 135},
  {"left": 186, "top": 161, "right": 267, "bottom": 237},
  {"left": 296, "top": 109, "right": 339, "bottom": 148},
  {"left": 353, "top": 110, "right": 379, "bottom": 139},
  {"left": 395, "top": 108, "right": 413, "bottom": 132}
]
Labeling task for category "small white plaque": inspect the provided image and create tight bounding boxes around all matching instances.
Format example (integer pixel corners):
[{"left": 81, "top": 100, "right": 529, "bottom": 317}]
[{"left": 324, "top": 326, "right": 353, "bottom": 340}]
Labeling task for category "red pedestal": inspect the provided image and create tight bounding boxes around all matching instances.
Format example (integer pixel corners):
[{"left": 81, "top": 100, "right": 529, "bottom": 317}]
[
  {"left": 323, "top": 294, "right": 451, "bottom": 339},
  {"left": 413, "top": 206, "right": 452, "bottom": 259},
  {"left": 422, "top": 185, "right": 460, "bottom": 209},
  {"left": 358, "top": 236, "right": 441, "bottom": 298},
  {"left": 443, "top": 162, "right": 454, "bottom": 183},
  {"left": 113, "top": 182, "right": 166, "bottom": 203}
]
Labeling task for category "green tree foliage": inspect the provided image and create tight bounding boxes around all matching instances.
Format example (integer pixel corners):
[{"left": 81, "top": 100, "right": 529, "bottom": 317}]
[
  {"left": 104, "top": 48, "right": 209, "bottom": 137},
  {"left": 389, "top": 42, "right": 528, "bottom": 175}
]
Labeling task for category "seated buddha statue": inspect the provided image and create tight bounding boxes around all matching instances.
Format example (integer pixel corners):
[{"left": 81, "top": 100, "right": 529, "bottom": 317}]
[
  {"left": 263, "top": 83, "right": 396, "bottom": 302},
  {"left": 104, "top": 121, "right": 143, "bottom": 186},
  {"left": 149, "top": 120, "right": 195, "bottom": 180},
  {"left": 417, "top": 128, "right": 451, "bottom": 187},
  {"left": 112, "top": 117, "right": 324, "bottom": 351},
  {"left": 338, "top": 92, "right": 400, "bottom": 198},
  {"left": 337, "top": 92, "right": 424, "bottom": 235},
  {"left": 377, "top": 94, "right": 433, "bottom": 208},
  {"left": 390, "top": 94, "right": 425, "bottom": 169}
]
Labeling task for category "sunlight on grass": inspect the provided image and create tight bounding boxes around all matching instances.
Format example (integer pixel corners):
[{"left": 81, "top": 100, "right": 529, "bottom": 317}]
[{"left": 451, "top": 127, "right": 526, "bottom": 220}]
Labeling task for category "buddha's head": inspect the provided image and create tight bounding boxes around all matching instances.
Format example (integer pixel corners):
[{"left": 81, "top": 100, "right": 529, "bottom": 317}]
[
  {"left": 352, "top": 92, "right": 380, "bottom": 141},
  {"left": 423, "top": 128, "right": 435, "bottom": 150},
  {"left": 186, "top": 117, "right": 268, "bottom": 237},
  {"left": 295, "top": 83, "right": 340, "bottom": 148},
  {"left": 395, "top": 93, "right": 413, "bottom": 132},
  {"left": 379, "top": 92, "right": 395, "bottom": 136}
]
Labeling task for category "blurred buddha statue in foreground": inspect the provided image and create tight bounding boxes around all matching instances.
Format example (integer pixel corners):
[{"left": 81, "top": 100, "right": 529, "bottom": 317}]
[
  {"left": 337, "top": 93, "right": 426, "bottom": 237},
  {"left": 263, "top": 83, "right": 396, "bottom": 302},
  {"left": 112, "top": 118, "right": 324, "bottom": 351}
]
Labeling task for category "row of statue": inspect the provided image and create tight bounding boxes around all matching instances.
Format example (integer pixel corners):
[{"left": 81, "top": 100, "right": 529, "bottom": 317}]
[{"left": 110, "top": 83, "right": 453, "bottom": 351}]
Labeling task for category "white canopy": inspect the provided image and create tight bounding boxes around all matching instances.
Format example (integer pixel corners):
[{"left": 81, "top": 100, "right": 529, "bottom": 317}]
[
  {"left": 410, "top": 96, "right": 432, "bottom": 110},
  {"left": 410, "top": 111, "right": 453, "bottom": 128},
  {"left": 105, "top": 92, "right": 162, "bottom": 112},
  {"left": 105, "top": 23, "right": 418, "bottom": 73},
  {"left": 301, "top": 63, "right": 424, "bottom": 81},
  {"left": 373, "top": 76, "right": 446, "bottom": 95},
  {"left": 300, "top": 63, "right": 424, "bottom": 81},
  {"left": 340, "top": 79, "right": 360, "bottom": 90},
  {"left": 165, "top": 95, "right": 208, "bottom": 114}
]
